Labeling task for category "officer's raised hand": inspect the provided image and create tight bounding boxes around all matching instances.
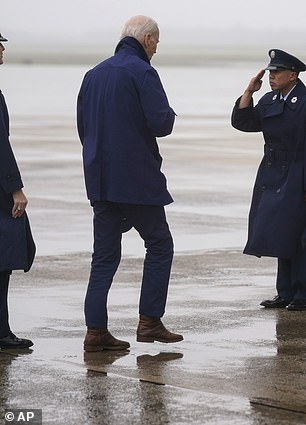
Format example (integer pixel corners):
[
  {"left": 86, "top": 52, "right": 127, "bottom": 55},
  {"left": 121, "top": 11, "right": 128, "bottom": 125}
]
[{"left": 239, "top": 69, "right": 265, "bottom": 109}]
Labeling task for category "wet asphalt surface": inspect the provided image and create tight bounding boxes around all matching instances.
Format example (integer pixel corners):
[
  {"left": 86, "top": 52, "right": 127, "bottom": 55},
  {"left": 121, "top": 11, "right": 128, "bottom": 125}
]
[{"left": 0, "top": 115, "right": 306, "bottom": 424}]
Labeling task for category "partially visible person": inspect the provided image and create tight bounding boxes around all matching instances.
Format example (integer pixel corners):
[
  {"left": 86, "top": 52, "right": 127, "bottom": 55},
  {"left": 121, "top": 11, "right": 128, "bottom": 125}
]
[
  {"left": 77, "top": 16, "right": 183, "bottom": 351},
  {"left": 0, "top": 33, "right": 36, "bottom": 349},
  {"left": 231, "top": 49, "right": 306, "bottom": 311}
]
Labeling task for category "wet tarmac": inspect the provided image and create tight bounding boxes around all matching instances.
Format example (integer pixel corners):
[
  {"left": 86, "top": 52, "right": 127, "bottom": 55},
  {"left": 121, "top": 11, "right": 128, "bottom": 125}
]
[{"left": 1, "top": 112, "right": 306, "bottom": 424}]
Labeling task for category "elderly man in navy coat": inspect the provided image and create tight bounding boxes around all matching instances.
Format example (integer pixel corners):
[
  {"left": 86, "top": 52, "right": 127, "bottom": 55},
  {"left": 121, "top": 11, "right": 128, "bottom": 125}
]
[
  {"left": 232, "top": 49, "right": 306, "bottom": 311},
  {"left": 77, "top": 15, "right": 183, "bottom": 351},
  {"left": 0, "top": 33, "right": 35, "bottom": 349}
]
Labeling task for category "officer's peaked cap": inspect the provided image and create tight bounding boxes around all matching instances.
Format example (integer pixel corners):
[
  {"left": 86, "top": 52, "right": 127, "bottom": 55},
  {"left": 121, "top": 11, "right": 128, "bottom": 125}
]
[
  {"left": 0, "top": 33, "right": 8, "bottom": 42},
  {"left": 265, "top": 49, "right": 306, "bottom": 72}
]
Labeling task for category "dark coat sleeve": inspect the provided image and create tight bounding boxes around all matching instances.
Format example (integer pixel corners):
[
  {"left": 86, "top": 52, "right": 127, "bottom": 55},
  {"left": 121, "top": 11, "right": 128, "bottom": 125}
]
[
  {"left": 0, "top": 91, "right": 23, "bottom": 194},
  {"left": 139, "top": 68, "right": 176, "bottom": 137},
  {"left": 231, "top": 96, "right": 262, "bottom": 132}
]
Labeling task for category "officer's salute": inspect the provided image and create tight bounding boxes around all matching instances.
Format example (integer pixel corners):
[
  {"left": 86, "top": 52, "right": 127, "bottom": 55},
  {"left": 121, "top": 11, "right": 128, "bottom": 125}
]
[{"left": 231, "top": 49, "right": 306, "bottom": 311}]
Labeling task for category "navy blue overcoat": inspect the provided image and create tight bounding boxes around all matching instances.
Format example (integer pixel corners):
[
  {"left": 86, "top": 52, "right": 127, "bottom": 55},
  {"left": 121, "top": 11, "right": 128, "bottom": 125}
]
[
  {"left": 0, "top": 90, "right": 35, "bottom": 271},
  {"left": 231, "top": 79, "right": 306, "bottom": 258},
  {"left": 77, "top": 37, "right": 176, "bottom": 205}
]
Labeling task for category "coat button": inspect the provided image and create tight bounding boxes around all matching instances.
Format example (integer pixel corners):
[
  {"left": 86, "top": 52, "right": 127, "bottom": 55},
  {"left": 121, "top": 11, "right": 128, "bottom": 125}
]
[
  {"left": 262, "top": 185, "right": 266, "bottom": 191},
  {"left": 267, "top": 161, "right": 272, "bottom": 166}
]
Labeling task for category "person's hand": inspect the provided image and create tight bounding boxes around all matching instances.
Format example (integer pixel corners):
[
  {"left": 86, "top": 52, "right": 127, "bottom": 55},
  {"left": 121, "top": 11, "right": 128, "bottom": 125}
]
[
  {"left": 245, "top": 69, "right": 265, "bottom": 94},
  {"left": 12, "top": 189, "right": 28, "bottom": 218},
  {"left": 239, "top": 69, "right": 265, "bottom": 109}
]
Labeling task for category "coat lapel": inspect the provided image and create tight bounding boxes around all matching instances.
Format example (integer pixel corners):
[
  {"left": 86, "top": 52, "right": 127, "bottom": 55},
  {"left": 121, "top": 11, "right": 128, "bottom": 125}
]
[{"left": 263, "top": 93, "right": 285, "bottom": 118}]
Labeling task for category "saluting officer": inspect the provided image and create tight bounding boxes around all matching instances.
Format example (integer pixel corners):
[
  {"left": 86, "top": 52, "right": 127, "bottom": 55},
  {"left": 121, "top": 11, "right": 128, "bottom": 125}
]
[{"left": 231, "top": 49, "right": 306, "bottom": 311}]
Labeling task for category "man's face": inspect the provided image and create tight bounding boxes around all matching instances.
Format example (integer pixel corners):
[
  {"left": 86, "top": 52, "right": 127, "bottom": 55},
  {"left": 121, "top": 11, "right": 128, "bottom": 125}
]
[
  {"left": 0, "top": 43, "right": 5, "bottom": 65},
  {"left": 143, "top": 30, "right": 159, "bottom": 60},
  {"left": 269, "top": 69, "right": 297, "bottom": 94}
]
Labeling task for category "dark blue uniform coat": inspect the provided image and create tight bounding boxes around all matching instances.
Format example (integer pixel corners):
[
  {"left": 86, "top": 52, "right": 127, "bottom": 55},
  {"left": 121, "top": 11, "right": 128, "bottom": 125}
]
[
  {"left": 231, "top": 79, "right": 306, "bottom": 258},
  {"left": 77, "top": 37, "right": 175, "bottom": 206},
  {"left": 0, "top": 90, "right": 35, "bottom": 271}
]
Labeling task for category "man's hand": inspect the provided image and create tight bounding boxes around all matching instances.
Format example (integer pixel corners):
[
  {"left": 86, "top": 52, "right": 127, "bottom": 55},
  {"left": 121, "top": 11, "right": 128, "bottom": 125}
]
[
  {"left": 12, "top": 189, "right": 28, "bottom": 218},
  {"left": 239, "top": 69, "right": 265, "bottom": 109},
  {"left": 246, "top": 69, "right": 265, "bottom": 94}
]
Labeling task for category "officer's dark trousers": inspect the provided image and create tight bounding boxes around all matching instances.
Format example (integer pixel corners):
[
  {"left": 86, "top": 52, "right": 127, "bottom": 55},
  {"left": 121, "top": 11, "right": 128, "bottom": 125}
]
[
  {"left": 85, "top": 201, "right": 174, "bottom": 328},
  {"left": 276, "top": 242, "right": 306, "bottom": 302},
  {"left": 0, "top": 271, "right": 11, "bottom": 338}
]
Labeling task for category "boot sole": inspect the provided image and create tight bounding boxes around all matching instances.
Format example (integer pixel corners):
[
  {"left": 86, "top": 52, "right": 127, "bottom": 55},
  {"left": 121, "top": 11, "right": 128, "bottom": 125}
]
[
  {"left": 0, "top": 345, "right": 33, "bottom": 349},
  {"left": 137, "top": 336, "right": 183, "bottom": 343},
  {"left": 84, "top": 345, "right": 130, "bottom": 352},
  {"left": 260, "top": 305, "right": 287, "bottom": 308}
]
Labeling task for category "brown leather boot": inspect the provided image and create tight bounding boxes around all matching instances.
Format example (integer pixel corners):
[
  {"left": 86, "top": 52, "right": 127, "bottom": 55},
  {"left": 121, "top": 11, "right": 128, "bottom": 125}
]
[
  {"left": 83, "top": 329, "right": 130, "bottom": 352},
  {"left": 136, "top": 315, "right": 183, "bottom": 343}
]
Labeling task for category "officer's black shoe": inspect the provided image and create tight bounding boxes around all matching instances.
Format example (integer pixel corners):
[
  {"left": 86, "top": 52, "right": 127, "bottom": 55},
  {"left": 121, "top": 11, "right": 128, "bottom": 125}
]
[
  {"left": 287, "top": 300, "right": 306, "bottom": 311},
  {"left": 260, "top": 295, "right": 289, "bottom": 308},
  {"left": 0, "top": 332, "right": 33, "bottom": 349}
]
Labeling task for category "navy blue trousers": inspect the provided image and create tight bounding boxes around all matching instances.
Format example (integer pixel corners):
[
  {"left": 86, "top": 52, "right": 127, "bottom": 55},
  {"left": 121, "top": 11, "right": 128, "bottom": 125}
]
[
  {"left": 276, "top": 242, "right": 306, "bottom": 302},
  {"left": 0, "top": 271, "right": 11, "bottom": 338},
  {"left": 85, "top": 201, "right": 174, "bottom": 328}
]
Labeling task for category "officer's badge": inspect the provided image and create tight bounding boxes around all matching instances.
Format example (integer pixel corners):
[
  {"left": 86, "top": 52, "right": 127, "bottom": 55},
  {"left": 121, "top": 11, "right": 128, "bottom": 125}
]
[
  {"left": 270, "top": 50, "right": 275, "bottom": 58},
  {"left": 272, "top": 94, "right": 277, "bottom": 100},
  {"left": 291, "top": 97, "right": 297, "bottom": 103}
]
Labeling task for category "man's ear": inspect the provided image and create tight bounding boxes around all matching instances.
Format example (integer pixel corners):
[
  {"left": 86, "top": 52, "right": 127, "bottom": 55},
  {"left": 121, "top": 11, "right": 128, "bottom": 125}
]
[
  {"left": 290, "top": 71, "right": 298, "bottom": 82},
  {"left": 143, "top": 33, "right": 151, "bottom": 48}
]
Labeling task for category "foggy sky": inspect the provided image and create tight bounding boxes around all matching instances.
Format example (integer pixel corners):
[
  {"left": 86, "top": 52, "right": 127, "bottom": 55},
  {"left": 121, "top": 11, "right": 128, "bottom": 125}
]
[{"left": 3, "top": 0, "right": 306, "bottom": 48}]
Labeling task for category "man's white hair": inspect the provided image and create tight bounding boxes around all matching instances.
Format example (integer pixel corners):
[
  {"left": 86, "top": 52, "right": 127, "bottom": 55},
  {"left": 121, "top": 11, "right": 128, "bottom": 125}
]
[{"left": 120, "top": 15, "right": 159, "bottom": 42}]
